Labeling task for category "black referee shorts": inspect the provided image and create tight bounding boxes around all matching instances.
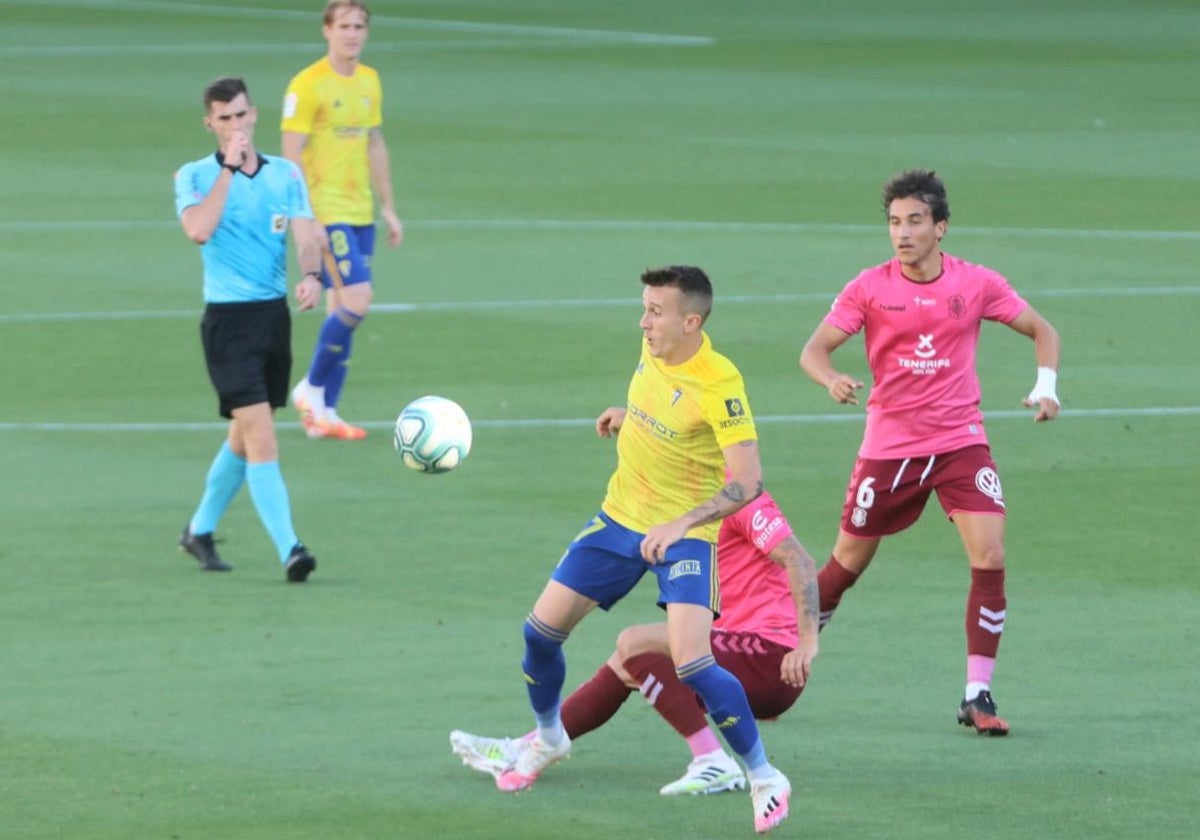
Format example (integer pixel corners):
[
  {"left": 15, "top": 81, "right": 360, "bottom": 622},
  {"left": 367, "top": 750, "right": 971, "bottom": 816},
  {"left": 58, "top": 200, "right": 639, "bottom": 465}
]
[{"left": 200, "top": 297, "right": 292, "bottom": 419}]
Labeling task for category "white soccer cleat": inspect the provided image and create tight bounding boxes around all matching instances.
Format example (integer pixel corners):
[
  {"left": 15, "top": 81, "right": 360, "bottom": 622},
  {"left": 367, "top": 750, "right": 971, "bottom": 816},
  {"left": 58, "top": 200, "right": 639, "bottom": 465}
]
[
  {"left": 449, "top": 730, "right": 527, "bottom": 780},
  {"left": 290, "top": 379, "right": 328, "bottom": 437},
  {"left": 751, "top": 769, "right": 791, "bottom": 834},
  {"left": 313, "top": 407, "right": 368, "bottom": 441},
  {"left": 495, "top": 733, "right": 571, "bottom": 792},
  {"left": 659, "top": 750, "right": 747, "bottom": 796},
  {"left": 290, "top": 378, "right": 319, "bottom": 414}
]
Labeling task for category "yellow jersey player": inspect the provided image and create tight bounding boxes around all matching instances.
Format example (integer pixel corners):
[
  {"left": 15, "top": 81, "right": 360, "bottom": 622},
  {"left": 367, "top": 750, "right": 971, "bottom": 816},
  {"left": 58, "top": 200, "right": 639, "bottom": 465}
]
[
  {"left": 282, "top": 0, "right": 403, "bottom": 441},
  {"left": 460, "top": 267, "right": 793, "bottom": 834}
]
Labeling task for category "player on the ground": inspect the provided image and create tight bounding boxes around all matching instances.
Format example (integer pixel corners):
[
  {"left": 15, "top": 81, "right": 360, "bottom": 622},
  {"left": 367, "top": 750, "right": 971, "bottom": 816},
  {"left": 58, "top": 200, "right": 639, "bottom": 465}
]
[
  {"left": 799, "top": 168, "right": 1062, "bottom": 735},
  {"left": 460, "top": 266, "right": 793, "bottom": 833},
  {"left": 174, "top": 76, "right": 322, "bottom": 582},
  {"left": 452, "top": 485, "right": 819, "bottom": 796},
  {"left": 282, "top": 0, "right": 403, "bottom": 440}
]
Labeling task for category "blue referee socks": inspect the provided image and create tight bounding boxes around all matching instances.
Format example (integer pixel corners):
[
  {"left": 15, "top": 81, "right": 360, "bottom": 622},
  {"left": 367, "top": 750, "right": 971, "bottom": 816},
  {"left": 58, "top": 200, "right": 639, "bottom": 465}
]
[
  {"left": 245, "top": 460, "right": 299, "bottom": 563},
  {"left": 190, "top": 441, "right": 246, "bottom": 535}
]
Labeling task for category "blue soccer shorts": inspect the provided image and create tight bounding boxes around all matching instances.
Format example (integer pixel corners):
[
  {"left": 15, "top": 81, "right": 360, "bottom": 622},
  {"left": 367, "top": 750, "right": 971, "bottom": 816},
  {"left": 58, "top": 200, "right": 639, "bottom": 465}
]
[
  {"left": 322, "top": 223, "right": 376, "bottom": 288},
  {"left": 551, "top": 511, "right": 719, "bottom": 614}
]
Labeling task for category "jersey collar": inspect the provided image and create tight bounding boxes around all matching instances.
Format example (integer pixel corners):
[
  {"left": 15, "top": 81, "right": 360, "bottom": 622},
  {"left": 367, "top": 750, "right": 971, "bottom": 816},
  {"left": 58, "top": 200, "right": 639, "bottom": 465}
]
[{"left": 213, "top": 151, "right": 270, "bottom": 178}]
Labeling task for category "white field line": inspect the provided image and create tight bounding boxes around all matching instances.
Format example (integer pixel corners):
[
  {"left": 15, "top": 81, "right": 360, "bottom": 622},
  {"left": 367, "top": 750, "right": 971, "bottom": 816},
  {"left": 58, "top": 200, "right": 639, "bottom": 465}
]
[
  {"left": 0, "top": 1, "right": 713, "bottom": 48},
  {"left": 1, "top": 219, "right": 1195, "bottom": 324},
  {"left": 1, "top": 407, "right": 1197, "bottom": 434},
  {"left": 1, "top": 285, "right": 1197, "bottom": 325},
  {"left": 2, "top": 218, "right": 1199, "bottom": 241},
  {"left": 0, "top": 38, "right": 685, "bottom": 57}
]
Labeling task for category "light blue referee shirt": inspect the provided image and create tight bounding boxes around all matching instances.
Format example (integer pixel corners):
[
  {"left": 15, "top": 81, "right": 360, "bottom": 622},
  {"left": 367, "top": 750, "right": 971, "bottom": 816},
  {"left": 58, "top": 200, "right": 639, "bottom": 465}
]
[{"left": 174, "top": 153, "right": 313, "bottom": 303}]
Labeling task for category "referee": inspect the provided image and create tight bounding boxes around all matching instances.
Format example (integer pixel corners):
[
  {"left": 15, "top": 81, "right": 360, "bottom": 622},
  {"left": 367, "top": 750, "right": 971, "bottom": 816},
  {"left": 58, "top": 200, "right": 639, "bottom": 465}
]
[{"left": 173, "top": 76, "right": 324, "bottom": 582}]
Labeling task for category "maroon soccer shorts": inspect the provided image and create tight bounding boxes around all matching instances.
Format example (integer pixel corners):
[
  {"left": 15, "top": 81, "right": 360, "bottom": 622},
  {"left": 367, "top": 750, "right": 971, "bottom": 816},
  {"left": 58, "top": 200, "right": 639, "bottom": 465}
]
[
  {"left": 710, "top": 631, "right": 804, "bottom": 720},
  {"left": 838, "top": 444, "right": 1006, "bottom": 538}
]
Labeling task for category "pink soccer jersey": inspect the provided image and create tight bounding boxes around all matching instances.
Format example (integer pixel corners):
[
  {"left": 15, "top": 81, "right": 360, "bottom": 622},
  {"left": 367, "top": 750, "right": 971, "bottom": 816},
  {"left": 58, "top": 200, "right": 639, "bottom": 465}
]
[
  {"left": 824, "top": 253, "right": 1029, "bottom": 459},
  {"left": 713, "top": 490, "right": 798, "bottom": 649}
]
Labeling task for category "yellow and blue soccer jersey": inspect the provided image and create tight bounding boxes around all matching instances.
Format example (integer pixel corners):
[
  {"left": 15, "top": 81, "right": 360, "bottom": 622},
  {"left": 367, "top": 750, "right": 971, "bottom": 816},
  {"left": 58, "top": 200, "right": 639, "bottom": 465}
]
[
  {"left": 173, "top": 154, "right": 313, "bottom": 303},
  {"left": 281, "top": 57, "right": 382, "bottom": 225},
  {"left": 602, "top": 333, "right": 756, "bottom": 542}
]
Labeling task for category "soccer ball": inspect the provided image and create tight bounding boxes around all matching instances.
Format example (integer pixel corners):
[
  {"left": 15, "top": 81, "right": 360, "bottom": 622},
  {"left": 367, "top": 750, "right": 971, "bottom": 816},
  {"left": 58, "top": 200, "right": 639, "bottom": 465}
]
[{"left": 393, "top": 395, "right": 472, "bottom": 474}]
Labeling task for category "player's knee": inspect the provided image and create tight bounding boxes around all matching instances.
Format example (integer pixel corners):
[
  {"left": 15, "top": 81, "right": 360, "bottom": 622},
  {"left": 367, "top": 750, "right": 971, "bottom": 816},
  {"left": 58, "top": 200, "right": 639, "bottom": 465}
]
[
  {"left": 605, "top": 650, "right": 637, "bottom": 688},
  {"left": 230, "top": 407, "right": 278, "bottom": 461},
  {"left": 340, "top": 284, "right": 373, "bottom": 314},
  {"left": 615, "top": 624, "right": 665, "bottom": 661},
  {"left": 970, "top": 540, "right": 1006, "bottom": 569},
  {"left": 614, "top": 626, "right": 639, "bottom": 660},
  {"left": 523, "top": 615, "right": 567, "bottom": 658},
  {"left": 970, "top": 554, "right": 1005, "bottom": 571},
  {"left": 334, "top": 306, "right": 366, "bottom": 327},
  {"left": 243, "top": 436, "right": 278, "bottom": 463}
]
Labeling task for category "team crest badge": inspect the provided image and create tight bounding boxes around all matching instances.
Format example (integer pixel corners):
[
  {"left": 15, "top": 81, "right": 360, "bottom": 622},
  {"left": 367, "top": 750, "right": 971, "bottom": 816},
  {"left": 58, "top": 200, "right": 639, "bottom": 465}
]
[{"left": 975, "top": 467, "right": 1005, "bottom": 507}]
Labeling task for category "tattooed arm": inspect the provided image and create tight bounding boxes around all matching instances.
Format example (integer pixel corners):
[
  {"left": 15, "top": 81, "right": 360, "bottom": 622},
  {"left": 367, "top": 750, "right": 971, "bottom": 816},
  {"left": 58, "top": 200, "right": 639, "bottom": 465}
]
[
  {"left": 639, "top": 439, "right": 763, "bottom": 563},
  {"left": 769, "top": 535, "right": 820, "bottom": 687}
]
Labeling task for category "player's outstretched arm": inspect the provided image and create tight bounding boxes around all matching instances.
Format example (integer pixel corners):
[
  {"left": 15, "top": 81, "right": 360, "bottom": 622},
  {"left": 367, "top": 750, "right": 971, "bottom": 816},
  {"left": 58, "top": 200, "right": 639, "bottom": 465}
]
[
  {"left": 768, "top": 535, "right": 819, "bottom": 688},
  {"left": 800, "top": 322, "right": 862, "bottom": 405},
  {"left": 1008, "top": 306, "right": 1062, "bottom": 422}
]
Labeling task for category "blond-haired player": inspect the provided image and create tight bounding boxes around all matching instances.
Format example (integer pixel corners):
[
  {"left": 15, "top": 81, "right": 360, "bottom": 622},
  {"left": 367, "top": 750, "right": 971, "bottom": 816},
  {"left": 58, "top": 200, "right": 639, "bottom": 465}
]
[{"left": 283, "top": 0, "right": 403, "bottom": 440}]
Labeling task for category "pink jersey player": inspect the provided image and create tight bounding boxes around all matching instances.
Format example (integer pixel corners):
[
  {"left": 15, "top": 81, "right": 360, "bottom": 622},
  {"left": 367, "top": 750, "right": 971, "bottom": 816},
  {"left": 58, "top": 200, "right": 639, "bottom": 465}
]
[
  {"left": 451, "top": 488, "right": 820, "bottom": 797},
  {"left": 801, "top": 168, "right": 1062, "bottom": 737},
  {"left": 826, "top": 253, "right": 1029, "bottom": 459},
  {"left": 715, "top": 489, "right": 801, "bottom": 650}
]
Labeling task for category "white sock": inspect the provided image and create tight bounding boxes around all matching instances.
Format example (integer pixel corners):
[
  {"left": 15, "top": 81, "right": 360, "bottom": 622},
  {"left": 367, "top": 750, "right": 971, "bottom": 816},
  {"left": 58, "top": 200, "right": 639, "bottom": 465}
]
[
  {"left": 746, "top": 763, "right": 777, "bottom": 783},
  {"left": 538, "top": 721, "right": 566, "bottom": 747},
  {"left": 965, "top": 681, "right": 989, "bottom": 702},
  {"left": 306, "top": 384, "right": 328, "bottom": 419}
]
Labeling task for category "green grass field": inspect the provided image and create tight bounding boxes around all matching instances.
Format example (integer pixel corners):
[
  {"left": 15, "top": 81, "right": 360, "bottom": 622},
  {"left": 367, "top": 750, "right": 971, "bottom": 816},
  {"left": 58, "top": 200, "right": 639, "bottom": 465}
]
[{"left": 2, "top": 1, "right": 1198, "bottom": 837}]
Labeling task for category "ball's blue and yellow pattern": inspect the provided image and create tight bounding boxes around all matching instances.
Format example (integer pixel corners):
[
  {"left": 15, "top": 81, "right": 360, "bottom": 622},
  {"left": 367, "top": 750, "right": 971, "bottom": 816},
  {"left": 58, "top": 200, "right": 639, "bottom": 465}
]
[{"left": 393, "top": 396, "right": 472, "bottom": 474}]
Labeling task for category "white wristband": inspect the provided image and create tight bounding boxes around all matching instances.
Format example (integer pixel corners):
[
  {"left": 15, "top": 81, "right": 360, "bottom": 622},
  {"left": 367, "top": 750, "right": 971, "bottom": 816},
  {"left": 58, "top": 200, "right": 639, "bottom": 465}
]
[{"left": 1026, "top": 366, "right": 1059, "bottom": 405}]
